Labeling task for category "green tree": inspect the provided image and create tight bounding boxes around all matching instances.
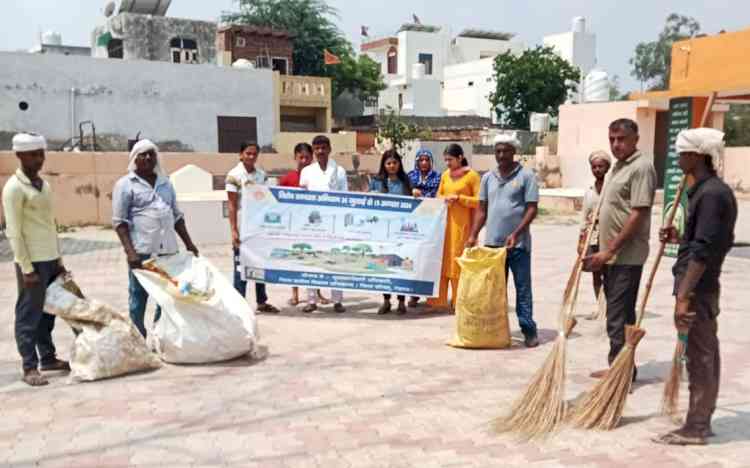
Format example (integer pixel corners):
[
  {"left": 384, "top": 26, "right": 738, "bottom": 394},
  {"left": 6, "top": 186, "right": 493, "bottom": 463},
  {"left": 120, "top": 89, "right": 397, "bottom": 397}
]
[
  {"left": 376, "top": 107, "right": 431, "bottom": 152},
  {"left": 488, "top": 46, "right": 580, "bottom": 130},
  {"left": 725, "top": 104, "right": 750, "bottom": 147},
  {"left": 629, "top": 14, "right": 701, "bottom": 91},
  {"left": 222, "top": 0, "right": 384, "bottom": 99}
]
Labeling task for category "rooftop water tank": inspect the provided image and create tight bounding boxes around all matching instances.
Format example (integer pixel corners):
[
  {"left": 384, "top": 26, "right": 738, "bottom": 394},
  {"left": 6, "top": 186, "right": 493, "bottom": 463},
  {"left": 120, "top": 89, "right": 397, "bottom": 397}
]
[
  {"left": 572, "top": 16, "right": 586, "bottom": 34},
  {"left": 42, "top": 30, "right": 62, "bottom": 46},
  {"left": 232, "top": 59, "right": 255, "bottom": 69},
  {"left": 583, "top": 69, "right": 610, "bottom": 102}
]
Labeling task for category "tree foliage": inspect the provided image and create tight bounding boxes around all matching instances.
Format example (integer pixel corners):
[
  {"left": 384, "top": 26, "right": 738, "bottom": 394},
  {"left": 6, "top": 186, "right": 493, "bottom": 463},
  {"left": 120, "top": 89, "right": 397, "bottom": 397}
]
[
  {"left": 725, "top": 104, "right": 750, "bottom": 147},
  {"left": 629, "top": 14, "right": 701, "bottom": 91},
  {"left": 222, "top": 0, "right": 384, "bottom": 99},
  {"left": 376, "top": 107, "right": 431, "bottom": 153},
  {"left": 488, "top": 46, "right": 580, "bottom": 130}
]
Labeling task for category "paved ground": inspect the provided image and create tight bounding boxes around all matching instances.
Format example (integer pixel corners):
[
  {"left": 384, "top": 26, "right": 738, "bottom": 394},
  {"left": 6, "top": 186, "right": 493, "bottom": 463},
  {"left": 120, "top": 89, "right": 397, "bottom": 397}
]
[{"left": 1, "top": 202, "right": 749, "bottom": 468}]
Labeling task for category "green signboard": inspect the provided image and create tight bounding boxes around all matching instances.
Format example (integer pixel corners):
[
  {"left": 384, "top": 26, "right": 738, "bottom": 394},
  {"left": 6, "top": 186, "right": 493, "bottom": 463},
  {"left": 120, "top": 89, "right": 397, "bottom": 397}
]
[{"left": 663, "top": 97, "right": 692, "bottom": 257}]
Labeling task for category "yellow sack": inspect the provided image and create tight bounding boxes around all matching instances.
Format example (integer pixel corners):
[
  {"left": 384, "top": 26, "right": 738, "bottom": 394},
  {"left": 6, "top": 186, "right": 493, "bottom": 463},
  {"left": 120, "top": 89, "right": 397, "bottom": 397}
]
[{"left": 448, "top": 246, "right": 510, "bottom": 349}]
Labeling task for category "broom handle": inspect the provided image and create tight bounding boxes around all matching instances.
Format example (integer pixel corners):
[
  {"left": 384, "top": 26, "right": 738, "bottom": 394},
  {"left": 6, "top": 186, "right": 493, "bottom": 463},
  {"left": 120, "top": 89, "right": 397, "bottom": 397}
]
[
  {"left": 560, "top": 177, "right": 609, "bottom": 325},
  {"left": 635, "top": 91, "right": 716, "bottom": 327}
]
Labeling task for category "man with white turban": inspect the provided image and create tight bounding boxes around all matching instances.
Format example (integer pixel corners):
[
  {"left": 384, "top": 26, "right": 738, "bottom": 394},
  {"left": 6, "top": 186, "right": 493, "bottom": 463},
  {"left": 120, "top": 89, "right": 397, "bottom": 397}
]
[
  {"left": 467, "top": 133, "right": 540, "bottom": 348},
  {"left": 655, "top": 128, "right": 737, "bottom": 446},
  {"left": 112, "top": 139, "right": 199, "bottom": 337},
  {"left": 2, "top": 132, "right": 70, "bottom": 386}
]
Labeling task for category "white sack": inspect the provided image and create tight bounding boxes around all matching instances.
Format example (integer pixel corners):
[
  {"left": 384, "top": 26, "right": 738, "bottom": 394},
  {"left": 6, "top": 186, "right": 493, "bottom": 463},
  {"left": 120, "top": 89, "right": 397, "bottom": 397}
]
[
  {"left": 132, "top": 253, "right": 260, "bottom": 364},
  {"left": 44, "top": 278, "right": 162, "bottom": 382}
]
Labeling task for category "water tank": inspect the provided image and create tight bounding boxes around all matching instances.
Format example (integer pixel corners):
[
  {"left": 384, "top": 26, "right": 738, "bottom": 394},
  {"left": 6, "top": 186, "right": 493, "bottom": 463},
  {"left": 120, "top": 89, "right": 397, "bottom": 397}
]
[
  {"left": 529, "top": 113, "right": 551, "bottom": 133},
  {"left": 572, "top": 16, "right": 586, "bottom": 34},
  {"left": 583, "top": 69, "right": 610, "bottom": 102},
  {"left": 412, "top": 63, "right": 426, "bottom": 80},
  {"left": 118, "top": 0, "right": 172, "bottom": 16},
  {"left": 232, "top": 59, "right": 255, "bottom": 69},
  {"left": 42, "top": 31, "right": 62, "bottom": 46}
]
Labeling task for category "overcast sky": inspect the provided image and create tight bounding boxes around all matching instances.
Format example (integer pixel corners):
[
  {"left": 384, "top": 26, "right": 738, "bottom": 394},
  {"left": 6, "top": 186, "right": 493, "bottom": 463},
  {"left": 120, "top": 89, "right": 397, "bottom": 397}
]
[{"left": 2, "top": 0, "right": 748, "bottom": 92}]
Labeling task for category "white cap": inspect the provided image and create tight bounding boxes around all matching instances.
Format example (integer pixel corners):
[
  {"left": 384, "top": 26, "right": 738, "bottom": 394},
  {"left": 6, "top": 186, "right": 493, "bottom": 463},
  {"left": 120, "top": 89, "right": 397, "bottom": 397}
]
[
  {"left": 493, "top": 133, "right": 521, "bottom": 150},
  {"left": 12, "top": 132, "right": 47, "bottom": 152}
]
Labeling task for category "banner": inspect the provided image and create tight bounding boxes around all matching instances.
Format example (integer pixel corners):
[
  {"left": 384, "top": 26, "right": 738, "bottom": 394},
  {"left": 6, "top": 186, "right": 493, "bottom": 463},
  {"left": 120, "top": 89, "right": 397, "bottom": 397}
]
[{"left": 239, "top": 186, "right": 447, "bottom": 296}]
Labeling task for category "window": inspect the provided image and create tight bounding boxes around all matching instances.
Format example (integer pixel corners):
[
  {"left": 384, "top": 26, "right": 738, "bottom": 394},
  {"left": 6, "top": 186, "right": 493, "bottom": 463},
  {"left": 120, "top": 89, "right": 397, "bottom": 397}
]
[
  {"left": 272, "top": 57, "right": 288, "bottom": 75},
  {"left": 418, "top": 53, "right": 433, "bottom": 75},
  {"left": 170, "top": 37, "right": 198, "bottom": 64},
  {"left": 235, "top": 36, "right": 246, "bottom": 47},
  {"left": 387, "top": 46, "right": 398, "bottom": 74},
  {"left": 107, "top": 38, "right": 124, "bottom": 59}
]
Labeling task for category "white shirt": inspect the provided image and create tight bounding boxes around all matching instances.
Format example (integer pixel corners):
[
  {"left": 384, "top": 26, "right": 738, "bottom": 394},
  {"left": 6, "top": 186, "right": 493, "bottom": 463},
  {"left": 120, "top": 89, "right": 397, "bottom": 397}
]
[{"left": 299, "top": 160, "right": 348, "bottom": 192}]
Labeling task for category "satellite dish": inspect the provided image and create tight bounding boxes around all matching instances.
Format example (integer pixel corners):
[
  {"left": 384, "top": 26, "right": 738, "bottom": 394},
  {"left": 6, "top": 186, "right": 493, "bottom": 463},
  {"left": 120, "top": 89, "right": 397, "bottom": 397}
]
[{"left": 104, "top": 1, "right": 116, "bottom": 17}]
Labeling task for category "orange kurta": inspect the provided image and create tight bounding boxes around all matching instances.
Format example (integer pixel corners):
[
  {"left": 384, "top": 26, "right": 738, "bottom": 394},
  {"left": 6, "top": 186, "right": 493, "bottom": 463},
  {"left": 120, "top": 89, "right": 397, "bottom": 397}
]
[{"left": 428, "top": 169, "right": 480, "bottom": 308}]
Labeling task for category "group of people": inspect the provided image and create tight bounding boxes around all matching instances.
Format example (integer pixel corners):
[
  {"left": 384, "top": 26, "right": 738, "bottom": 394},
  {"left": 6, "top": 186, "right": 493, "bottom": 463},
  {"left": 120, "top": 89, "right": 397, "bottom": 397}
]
[{"left": 2, "top": 121, "right": 738, "bottom": 445}]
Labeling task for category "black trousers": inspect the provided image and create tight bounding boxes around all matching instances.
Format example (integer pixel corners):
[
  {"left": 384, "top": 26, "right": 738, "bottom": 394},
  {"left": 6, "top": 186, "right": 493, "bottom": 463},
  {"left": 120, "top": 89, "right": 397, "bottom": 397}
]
[
  {"left": 603, "top": 264, "right": 643, "bottom": 365},
  {"left": 684, "top": 291, "right": 721, "bottom": 434},
  {"left": 14, "top": 260, "right": 62, "bottom": 371}
]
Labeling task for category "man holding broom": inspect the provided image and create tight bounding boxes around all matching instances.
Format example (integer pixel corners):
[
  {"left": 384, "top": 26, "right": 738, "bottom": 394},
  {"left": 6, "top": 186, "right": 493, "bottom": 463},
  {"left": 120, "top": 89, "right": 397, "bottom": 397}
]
[
  {"left": 654, "top": 128, "right": 737, "bottom": 446},
  {"left": 586, "top": 119, "right": 656, "bottom": 379}
]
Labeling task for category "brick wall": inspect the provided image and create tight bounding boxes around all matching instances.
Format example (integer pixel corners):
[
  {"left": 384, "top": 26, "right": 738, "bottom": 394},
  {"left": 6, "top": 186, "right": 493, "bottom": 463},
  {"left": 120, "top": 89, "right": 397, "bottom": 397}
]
[{"left": 220, "top": 30, "right": 294, "bottom": 70}]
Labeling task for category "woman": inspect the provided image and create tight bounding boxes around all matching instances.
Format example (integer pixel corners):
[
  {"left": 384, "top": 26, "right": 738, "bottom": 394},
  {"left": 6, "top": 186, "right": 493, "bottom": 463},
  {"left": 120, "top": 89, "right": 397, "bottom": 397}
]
[
  {"left": 579, "top": 150, "right": 611, "bottom": 300},
  {"left": 406, "top": 148, "right": 441, "bottom": 308},
  {"left": 427, "top": 144, "right": 480, "bottom": 310},
  {"left": 369, "top": 149, "right": 412, "bottom": 315}
]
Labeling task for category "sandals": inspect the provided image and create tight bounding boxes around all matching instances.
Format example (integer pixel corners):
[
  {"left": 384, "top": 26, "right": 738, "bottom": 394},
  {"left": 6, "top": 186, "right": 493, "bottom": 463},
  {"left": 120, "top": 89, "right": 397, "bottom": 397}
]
[
  {"left": 407, "top": 297, "right": 419, "bottom": 308},
  {"left": 39, "top": 359, "right": 71, "bottom": 372},
  {"left": 396, "top": 302, "right": 407, "bottom": 315},
  {"left": 257, "top": 303, "right": 280, "bottom": 314},
  {"left": 302, "top": 304, "right": 317, "bottom": 313},
  {"left": 287, "top": 298, "right": 300, "bottom": 306},
  {"left": 653, "top": 430, "right": 707, "bottom": 446},
  {"left": 22, "top": 369, "right": 49, "bottom": 387},
  {"left": 377, "top": 303, "right": 391, "bottom": 315}
]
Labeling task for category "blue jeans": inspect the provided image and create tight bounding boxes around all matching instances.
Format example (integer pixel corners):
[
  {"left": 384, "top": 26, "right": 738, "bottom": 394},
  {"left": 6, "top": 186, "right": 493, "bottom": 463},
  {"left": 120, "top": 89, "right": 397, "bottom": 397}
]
[
  {"left": 129, "top": 254, "right": 162, "bottom": 338},
  {"left": 233, "top": 248, "right": 268, "bottom": 304},
  {"left": 504, "top": 248, "right": 537, "bottom": 338}
]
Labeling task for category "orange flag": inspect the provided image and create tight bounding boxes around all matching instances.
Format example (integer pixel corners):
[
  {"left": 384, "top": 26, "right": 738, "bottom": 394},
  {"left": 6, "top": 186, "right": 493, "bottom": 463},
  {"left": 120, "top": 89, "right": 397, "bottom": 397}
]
[{"left": 324, "top": 49, "right": 341, "bottom": 65}]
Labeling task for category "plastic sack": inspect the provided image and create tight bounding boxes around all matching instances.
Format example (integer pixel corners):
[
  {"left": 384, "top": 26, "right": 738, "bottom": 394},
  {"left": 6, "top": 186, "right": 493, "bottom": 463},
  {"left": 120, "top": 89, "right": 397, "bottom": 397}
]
[
  {"left": 132, "top": 253, "right": 260, "bottom": 364},
  {"left": 448, "top": 246, "right": 511, "bottom": 349},
  {"left": 44, "top": 276, "right": 162, "bottom": 382}
]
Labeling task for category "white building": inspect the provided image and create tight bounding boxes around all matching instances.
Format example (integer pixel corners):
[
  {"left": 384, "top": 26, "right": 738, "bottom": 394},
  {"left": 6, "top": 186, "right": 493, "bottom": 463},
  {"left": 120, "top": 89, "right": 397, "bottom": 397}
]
[
  {"left": 361, "top": 24, "right": 523, "bottom": 118},
  {"left": 542, "top": 17, "right": 597, "bottom": 102}
]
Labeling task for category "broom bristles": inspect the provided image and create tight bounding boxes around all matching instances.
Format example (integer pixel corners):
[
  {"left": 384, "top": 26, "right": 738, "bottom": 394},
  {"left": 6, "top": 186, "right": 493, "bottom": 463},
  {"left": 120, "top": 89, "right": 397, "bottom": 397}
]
[
  {"left": 568, "top": 325, "right": 645, "bottom": 430},
  {"left": 660, "top": 340, "right": 687, "bottom": 420},
  {"left": 494, "top": 335, "right": 568, "bottom": 439}
]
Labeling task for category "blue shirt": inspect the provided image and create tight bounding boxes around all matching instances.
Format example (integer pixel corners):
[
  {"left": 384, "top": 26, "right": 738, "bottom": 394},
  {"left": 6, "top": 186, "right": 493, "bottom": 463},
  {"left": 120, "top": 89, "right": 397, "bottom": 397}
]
[
  {"left": 479, "top": 165, "right": 539, "bottom": 251},
  {"left": 112, "top": 172, "right": 184, "bottom": 255},
  {"left": 407, "top": 169, "right": 440, "bottom": 198},
  {"left": 369, "top": 177, "right": 410, "bottom": 196}
]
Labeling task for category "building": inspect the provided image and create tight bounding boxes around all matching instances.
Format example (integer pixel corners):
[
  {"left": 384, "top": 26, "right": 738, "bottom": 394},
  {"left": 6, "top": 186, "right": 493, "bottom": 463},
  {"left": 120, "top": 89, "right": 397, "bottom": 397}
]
[
  {"left": 361, "top": 23, "right": 523, "bottom": 117},
  {"left": 216, "top": 25, "right": 293, "bottom": 73},
  {"left": 542, "top": 17, "right": 597, "bottom": 102},
  {"left": 92, "top": 13, "right": 217, "bottom": 64},
  {"left": 30, "top": 31, "right": 91, "bottom": 57}
]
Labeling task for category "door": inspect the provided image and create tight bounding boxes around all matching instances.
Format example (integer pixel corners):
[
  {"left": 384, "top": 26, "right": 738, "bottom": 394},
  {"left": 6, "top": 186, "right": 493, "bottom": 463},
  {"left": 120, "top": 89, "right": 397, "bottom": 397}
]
[{"left": 217, "top": 116, "right": 257, "bottom": 153}]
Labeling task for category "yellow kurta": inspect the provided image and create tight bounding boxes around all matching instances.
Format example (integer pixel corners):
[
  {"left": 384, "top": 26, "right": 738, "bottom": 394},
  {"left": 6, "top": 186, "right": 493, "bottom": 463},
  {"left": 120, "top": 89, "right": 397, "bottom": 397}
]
[{"left": 438, "top": 169, "right": 480, "bottom": 278}]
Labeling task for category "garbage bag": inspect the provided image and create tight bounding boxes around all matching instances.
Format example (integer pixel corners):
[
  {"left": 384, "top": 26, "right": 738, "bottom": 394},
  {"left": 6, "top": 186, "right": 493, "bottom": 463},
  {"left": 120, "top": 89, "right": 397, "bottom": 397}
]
[
  {"left": 44, "top": 276, "right": 162, "bottom": 382},
  {"left": 132, "top": 253, "right": 260, "bottom": 364},
  {"left": 448, "top": 246, "right": 511, "bottom": 349}
]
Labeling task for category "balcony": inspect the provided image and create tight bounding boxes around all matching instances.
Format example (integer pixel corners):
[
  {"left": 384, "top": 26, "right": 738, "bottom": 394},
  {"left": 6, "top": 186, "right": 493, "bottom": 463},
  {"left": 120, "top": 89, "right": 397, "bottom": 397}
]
[{"left": 277, "top": 74, "right": 331, "bottom": 108}]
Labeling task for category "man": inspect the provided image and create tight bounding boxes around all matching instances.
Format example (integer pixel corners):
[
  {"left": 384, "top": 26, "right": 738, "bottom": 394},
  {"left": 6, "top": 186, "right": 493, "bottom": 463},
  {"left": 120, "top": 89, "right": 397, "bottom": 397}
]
[
  {"left": 298, "top": 135, "right": 347, "bottom": 313},
  {"left": 2, "top": 132, "right": 70, "bottom": 386},
  {"left": 112, "top": 139, "right": 199, "bottom": 337},
  {"left": 654, "top": 128, "right": 737, "bottom": 446},
  {"left": 226, "top": 141, "right": 280, "bottom": 314},
  {"left": 467, "top": 134, "right": 539, "bottom": 348},
  {"left": 586, "top": 119, "right": 657, "bottom": 378}
]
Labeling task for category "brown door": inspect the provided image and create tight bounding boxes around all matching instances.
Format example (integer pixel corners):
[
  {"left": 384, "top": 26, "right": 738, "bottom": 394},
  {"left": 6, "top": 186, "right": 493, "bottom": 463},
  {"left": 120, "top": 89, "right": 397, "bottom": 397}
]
[{"left": 217, "top": 116, "right": 258, "bottom": 153}]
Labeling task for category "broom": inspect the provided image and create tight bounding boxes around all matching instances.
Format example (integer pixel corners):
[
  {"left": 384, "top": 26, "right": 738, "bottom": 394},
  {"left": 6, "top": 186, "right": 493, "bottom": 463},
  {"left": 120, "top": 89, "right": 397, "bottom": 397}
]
[
  {"left": 659, "top": 91, "right": 717, "bottom": 420},
  {"left": 493, "top": 182, "right": 606, "bottom": 439},
  {"left": 568, "top": 176, "right": 687, "bottom": 430}
]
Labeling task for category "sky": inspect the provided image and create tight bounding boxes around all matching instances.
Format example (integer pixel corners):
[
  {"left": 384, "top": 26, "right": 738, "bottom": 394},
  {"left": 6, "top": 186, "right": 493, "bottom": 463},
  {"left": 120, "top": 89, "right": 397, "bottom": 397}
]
[{"left": 1, "top": 0, "right": 748, "bottom": 92}]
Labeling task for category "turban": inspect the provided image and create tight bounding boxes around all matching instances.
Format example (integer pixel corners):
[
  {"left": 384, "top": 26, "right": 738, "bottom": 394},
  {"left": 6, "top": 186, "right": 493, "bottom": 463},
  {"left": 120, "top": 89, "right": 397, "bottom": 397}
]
[
  {"left": 127, "top": 139, "right": 166, "bottom": 177},
  {"left": 494, "top": 133, "right": 521, "bottom": 150},
  {"left": 12, "top": 132, "right": 47, "bottom": 152},
  {"left": 675, "top": 128, "right": 725, "bottom": 161},
  {"left": 588, "top": 150, "right": 611, "bottom": 165}
]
